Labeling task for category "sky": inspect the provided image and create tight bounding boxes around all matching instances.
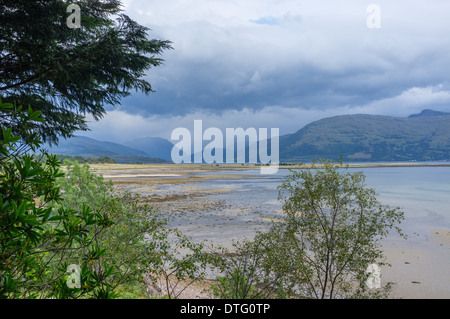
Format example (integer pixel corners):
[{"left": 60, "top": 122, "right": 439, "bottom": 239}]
[{"left": 78, "top": 0, "right": 450, "bottom": 143}]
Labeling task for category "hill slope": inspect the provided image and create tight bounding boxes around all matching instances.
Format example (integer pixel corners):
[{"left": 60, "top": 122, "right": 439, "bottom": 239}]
[
  {"left": 124, "top": 137, "right": 174, "bottom": 162},
  {"left": 280, "top": 111, "right": 450, "bottom": 162},
  {"left": 45, "top": 136, "right": 169, "bottom": 163}
]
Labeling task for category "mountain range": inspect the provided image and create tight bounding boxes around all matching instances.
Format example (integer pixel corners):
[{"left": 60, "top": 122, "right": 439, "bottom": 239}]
[
  {"left": 46, "top": 109, "right": 450, "bottom": 163},
  {"left": 44, "top": 136, "right": 172, "bottom": 163},
  {"left": 280, "top": 109, "right": 450, "bottom": 162}
]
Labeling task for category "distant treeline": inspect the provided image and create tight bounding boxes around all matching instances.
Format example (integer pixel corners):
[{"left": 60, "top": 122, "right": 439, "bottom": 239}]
[{"left": 41, "top": 154, "right": 117, "bottom": 164}]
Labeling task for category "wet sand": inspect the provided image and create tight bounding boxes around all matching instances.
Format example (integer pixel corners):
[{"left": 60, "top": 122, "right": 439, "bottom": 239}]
[
  {"left": 382, "top": 230, "right": 450, "bottom": 299},
  {"left": 90, "top": 163, "right": 450, "bottom": 299}
]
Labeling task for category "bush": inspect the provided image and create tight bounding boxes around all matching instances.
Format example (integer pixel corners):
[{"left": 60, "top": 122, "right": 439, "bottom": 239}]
[
  {"left": 56, "top": 160, "right": 214, "bottom": 299},
  {"left": 0, "top": 100, "right": 115, "bottom": 298},
  {"left": 209, "top": 237, "right": 290, "bottom": 299}
]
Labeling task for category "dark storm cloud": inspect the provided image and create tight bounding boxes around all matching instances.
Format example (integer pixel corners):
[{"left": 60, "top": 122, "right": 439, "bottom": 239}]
[{"left": 91, "top": 0, "right": 450, "bottom": 141}]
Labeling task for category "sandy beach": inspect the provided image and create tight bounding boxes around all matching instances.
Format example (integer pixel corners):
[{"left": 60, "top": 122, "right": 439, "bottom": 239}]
[
  {"left": 90, "top": 163, "right": 450, "bottom": 299},
  {"left": 381, "top": 229, "right": 450, "bottom": 299}
]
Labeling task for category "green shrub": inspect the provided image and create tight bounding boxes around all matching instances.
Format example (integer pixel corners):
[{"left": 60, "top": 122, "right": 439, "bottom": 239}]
[{"left": 0, "top": 100, "right": 115, "bottom": 298}]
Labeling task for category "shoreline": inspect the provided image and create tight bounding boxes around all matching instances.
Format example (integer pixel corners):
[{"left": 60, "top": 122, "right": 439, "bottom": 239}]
[
  {"left": 91, "top": 163, "right": 450, "bottom": 299},
  {"left": 86, "top": 162, "right": 450, "bottom": 173}
]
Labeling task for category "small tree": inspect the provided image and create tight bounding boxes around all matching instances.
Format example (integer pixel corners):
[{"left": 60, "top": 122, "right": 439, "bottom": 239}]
[
  {"left": 277, "top": 159, "right": 405, "bottom": 299},
  {"left": 210, "top": 236, "right": 293, "bottom": 299},
  {"left": 144, "top": 229, "right": 212, "bottom": 299},
  {"left": 210, "top": 240, "right": 264, "bottom": 299}
]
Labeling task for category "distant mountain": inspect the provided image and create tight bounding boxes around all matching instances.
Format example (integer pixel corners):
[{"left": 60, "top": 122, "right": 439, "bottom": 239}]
[
  {"left": 280, "top": 110, "right": 450, "bottom": 162},
  {"left": 124, "top": 137, "right": 174, "bottom": 162},
  {"left": 45, "top": 136, "right": 169, "bottom": 163},
  {"left": 44, "top": 109, "right": 450, "bottom": 164},
  {"left": 408, "top": 109, "right": 450, "bottom": 118}
]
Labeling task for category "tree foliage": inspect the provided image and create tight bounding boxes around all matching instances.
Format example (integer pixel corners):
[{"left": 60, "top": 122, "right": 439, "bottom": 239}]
[
  {"left": 0, "top": 100, "right": 213, "bottom": 298},
  {"left": 48, "top": 154, "right": 116, "bottom": 164},
  {"left": 211, "top": 160, "right": 405, "bottom": 299},
  {"left": 56, "top": 160, "right": 214, "bottom": 299},
  {"left": 0, "top": 0, "right": 172, "bottom": 143},
  {"left": 0, "top": 100, "right": 116, "bottom": 298},
  {"left": 276, "top": 160, "right": 405, "bottom": 298},
  {"left": 210, "top": 235, "right": 293, "bottom": 299}
]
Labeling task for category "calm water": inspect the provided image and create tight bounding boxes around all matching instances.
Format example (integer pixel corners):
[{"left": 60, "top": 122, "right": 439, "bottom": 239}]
[{"left": 195, "top": 166, "right": 450, "bottom": 238}]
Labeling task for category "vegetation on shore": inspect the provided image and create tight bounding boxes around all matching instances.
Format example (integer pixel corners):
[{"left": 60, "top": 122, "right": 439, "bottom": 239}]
[
  {"left": 207, "top": 160, "right": 405, "bottom": 299},
  {"left": 0, "top": 100, "right": 213, "bottom": 298},
  {"left": 45, "top": 154, "right": 117, "bottom": 165}
]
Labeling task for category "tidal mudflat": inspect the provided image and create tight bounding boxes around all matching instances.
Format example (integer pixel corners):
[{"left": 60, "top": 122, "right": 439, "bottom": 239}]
[
  {"left": 90, "top": 163, "right": 450, "bottom": 299},
  {"left": 91, "top": 164, "right": 276, "bottom": 247}
]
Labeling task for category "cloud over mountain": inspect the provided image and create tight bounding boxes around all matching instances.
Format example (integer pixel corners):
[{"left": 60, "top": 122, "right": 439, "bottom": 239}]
[{"left": 80, "top": 0, "right": 450, "bottom": 141}]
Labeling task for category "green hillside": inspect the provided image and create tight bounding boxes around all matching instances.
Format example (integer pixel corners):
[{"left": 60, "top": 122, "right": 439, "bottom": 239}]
[
  {"left": 280, "top": 111, "right": 450, "bottom": 162},
  {"left": 45, "top": 136, "right": 169, "bottom": 163}
]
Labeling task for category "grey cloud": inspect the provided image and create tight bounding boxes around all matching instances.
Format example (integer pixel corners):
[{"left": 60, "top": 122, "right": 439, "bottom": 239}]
[{"left": 95, "top": 0, "right": 450, "bottom": 141}]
